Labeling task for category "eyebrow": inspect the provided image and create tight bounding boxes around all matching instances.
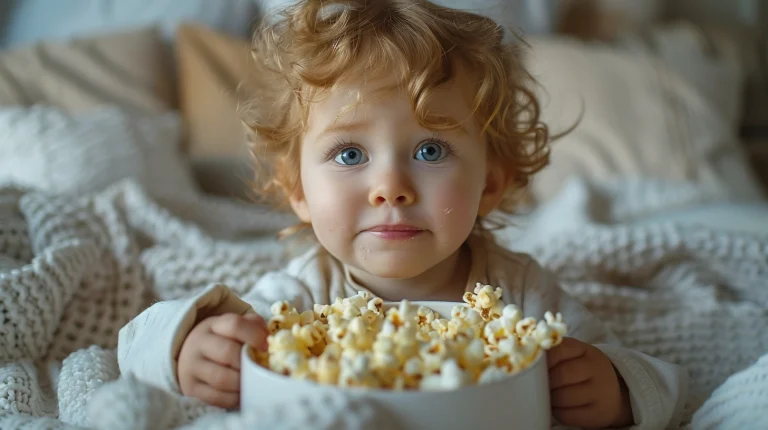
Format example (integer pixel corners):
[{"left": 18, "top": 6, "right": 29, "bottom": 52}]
[
  {"left": 319, "top": 120, "right": 372, "bottom": 138},
  {"left": 319, "top": 116, "right": 471, "bottom": 138}
]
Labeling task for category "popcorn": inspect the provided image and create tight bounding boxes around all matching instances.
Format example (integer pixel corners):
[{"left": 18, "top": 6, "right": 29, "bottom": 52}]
[
  {"left": 392, "top": 325, "right": 420, "bottom": 362},
  {"left": 532, "top": 320, "right": 556, "bottom": 349},
  {"left": 478, "top": 365, "right": 509, "bottom": 384},
  {"left": 291, "top": 324, "right": 324, "bottom": 351},
  {"left": 299, "top": 309, "right": 315, "bottom": 325},
  {"left": 255, "top": 286, "right": 568, "bottom": 391},
  {"left": 342, "top": 305, "right": 361, "bottom": 319},
  {"left": 359, "top": 307, "right": 378, "bottom": 325},
  {"left": 430, "top": 318, "right": 450, "bottom": 337},
  {"left": 313, "top": 304, "right": 333, "bottom": 321},
  {"left": 367, "top": 297, "right": 384, "bottom": 314},
  {"left": 343, "top": 291, "right": 369, "bottom": 310},
  {"left": 463, "top": 283, "right": 504, "bottom": 321},
  {"left": 270, "top": 301, "right": 292, "bottom": 316},
  {"left": 461, "top": 338, "right": 486, "bottom": 372},
  {"left": 310, "top": 352, "right": 340, "bottom": 384},
  {"left": 330, "top": 297, "right": 346, "bottom": 314},
  {"left": 339, "top": 354, "right": 378, "bottom": 388},
  {"left": 545, "top": 311, "right": 568, "bottom": 337},
  {"left": 416, "top": 306, "right": 436, "bottom": 327},
  {"left": 420, "top": 359, "right": 471, "bottom": 391},
  {"left": 474, "top": 284, "right": 502, "bottom": 308},
  {"left": 270, "top": 351, "right": 309, "bottom": 377},
  {"left": 268, "top": 329, "right": 304, "bottom": 354},
  {"left": 483, "top": 319, "right": 509, "bottom": 345},
  {"left": 268, "top": 301, "right": 302, "bottom": 332},
  {"left": 498, "top": 335, "right": 540, "bottom": 369},
  {"left": 515, "top": 317, "right": 537, "bottom": 338},
  {"left": 372, "top": 349, "right": 400, "bottom": 384},
  {"left": 420, "top": 339, "right": 451, "bottom": 373}
]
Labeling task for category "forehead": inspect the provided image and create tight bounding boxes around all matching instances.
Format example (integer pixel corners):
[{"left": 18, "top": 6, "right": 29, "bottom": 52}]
[{"left": 304, "top": 67, "right": 480, "bottom": 134}]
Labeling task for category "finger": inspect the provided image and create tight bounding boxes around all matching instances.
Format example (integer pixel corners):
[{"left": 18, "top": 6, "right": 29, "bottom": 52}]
[
  {"left": 195, "top": 360, "right": 241, "bottom": 393},
  {"left": 200, "top": 334, "right": 246, "bottom": 370},
  {"left": 210, "top": 313, "right": 269, "bottom": 350},
  {"left": 547, "top": 337, "right": 587, "bottom": 369},
  {"left": 550, "top": 380, "right": 595, "bottom": 408},
  {"left": 552, "top": 404, "right": 603, "bottom": 429},
  {"left": 188, "top": 382, "right": 240, "bottom": 410},
  {"left": 548, "top": 357, "right": 592, "bottom": 389},
  {"left": 243, "top": 312, "right": 268, "bottom": 329}
]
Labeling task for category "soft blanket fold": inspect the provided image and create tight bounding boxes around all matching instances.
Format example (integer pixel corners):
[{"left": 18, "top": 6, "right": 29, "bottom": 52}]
[{"left": 1, "top": 178, "right": 766, "bottom": 430}]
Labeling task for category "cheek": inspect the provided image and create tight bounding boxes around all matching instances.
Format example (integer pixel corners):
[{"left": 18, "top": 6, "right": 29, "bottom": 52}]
[
  {"left": 425, "top": 168, "right": 485, "bottom": 228},
  {"left": 301, "top": 168, "right": 361, "bottom": 235}
]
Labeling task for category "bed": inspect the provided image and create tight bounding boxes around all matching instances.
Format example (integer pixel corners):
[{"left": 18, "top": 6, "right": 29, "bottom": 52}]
[{"left": 1, "top": 1, "right": 767, "bottom": 429}]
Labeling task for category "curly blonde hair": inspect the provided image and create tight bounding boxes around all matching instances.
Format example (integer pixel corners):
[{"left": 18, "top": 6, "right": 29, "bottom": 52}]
[{"left": 244, "top": 0, "right": 550, "bottom": 224}]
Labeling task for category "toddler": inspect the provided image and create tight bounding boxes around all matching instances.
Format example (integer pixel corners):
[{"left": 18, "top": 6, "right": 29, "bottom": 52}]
[{"left": 118, "top": 1, "right": 686, "bottom": 428}]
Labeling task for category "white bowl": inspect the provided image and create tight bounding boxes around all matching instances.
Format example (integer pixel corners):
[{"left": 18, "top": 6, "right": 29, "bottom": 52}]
[{"left": 240, "top": 301, "right": 551, "bottom": 430}]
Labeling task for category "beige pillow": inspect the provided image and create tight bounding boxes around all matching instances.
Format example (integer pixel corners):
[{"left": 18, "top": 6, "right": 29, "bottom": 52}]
[
  {"left": 176, "top": 23, "right": 257, "bottom": 158},
  {"left": 527, "top": 37, "right": 764, "bottom": 202},
  {"left": 0, "top": 27, "right": 174, "bottom": 114}
]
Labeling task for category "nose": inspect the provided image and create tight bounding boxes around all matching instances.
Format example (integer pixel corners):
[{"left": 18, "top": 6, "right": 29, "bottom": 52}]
[{"left": 369, "top": 169, "right": 416, "bottom": 207}]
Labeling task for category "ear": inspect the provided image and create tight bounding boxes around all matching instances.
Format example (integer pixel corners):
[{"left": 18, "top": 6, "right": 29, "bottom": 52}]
[
  {"left": 477, "top": 162, "right": 507, "bottom": 217},
  {"left": 289, "top": 188, "right": 312, "bottom": 223}
]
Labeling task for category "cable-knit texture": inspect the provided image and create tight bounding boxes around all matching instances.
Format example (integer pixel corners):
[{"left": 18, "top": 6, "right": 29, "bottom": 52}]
[{"left": 0, "top": 178, "right": 766, "bottom": 429}]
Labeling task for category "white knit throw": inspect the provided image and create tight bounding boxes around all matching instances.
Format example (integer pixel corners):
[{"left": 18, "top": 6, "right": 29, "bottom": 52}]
[{"left": 1, "top": 178, "right": 766, "bottom": 430}]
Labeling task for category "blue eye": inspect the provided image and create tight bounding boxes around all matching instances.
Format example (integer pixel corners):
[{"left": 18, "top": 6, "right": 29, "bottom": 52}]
[
  {"left": 334, "top": 147, "right": 368, "bottom": 165},
  {"left": 415, "top": 142, "right": 445, "bottom": 162}
]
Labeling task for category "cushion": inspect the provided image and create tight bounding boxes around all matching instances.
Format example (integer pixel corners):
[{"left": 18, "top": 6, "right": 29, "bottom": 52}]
[
  {"left": 0, "top": 27, "right": 174, "bottom": 114},
  {"left": 175, "top": 23, "right": 257, "bottom": 158},
  {"left": 0, "top": 106, "right": 197, "bottom": 197},
  {"left": 616, "top": 22, "right": 750, "bottom": 130},
  {"left": 526, "top": 37, "right": 764, "bottom": 203}
]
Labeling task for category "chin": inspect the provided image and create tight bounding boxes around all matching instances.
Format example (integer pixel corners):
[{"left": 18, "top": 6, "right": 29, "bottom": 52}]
[{"left": 360, "top": 256, "right": 434, "bottom": 279}]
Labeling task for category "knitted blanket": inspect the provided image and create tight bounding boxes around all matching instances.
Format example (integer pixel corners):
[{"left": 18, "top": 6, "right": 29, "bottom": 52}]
[{"left": 1, "top": 178, "right": 766, "bottom": 430}]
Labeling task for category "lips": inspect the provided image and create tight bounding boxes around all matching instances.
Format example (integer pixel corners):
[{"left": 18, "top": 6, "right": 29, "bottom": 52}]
[
  {"left": 366, "top": 225, "right": 423, "bottom": 232},
  {"left": 364, "top": 224, "right": 425, "bottom": 240}
]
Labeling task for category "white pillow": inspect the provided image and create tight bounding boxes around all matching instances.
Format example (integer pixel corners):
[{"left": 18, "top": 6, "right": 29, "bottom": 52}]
[{"left": 0, "top": 106, "right": 197, "bottom": 197}]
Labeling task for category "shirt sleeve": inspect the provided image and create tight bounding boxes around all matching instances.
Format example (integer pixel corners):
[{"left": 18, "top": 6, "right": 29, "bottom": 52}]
[
  {"left": 597, "top": 345, "right": 688, "bottom": 430},
  {"left": 116, "top": 272, "right": 317, "bottom": 394},
  {"left": 117, "top": 283, "right": 253, "bottom": 393},
  {"left": 520, "top": 259, "right": 688, "bottom": 429}
]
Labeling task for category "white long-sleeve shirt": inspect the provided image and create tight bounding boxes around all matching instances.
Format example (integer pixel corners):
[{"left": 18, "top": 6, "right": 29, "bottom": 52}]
[{"left": 117, "top": 234, "right": 687, "bottom": 429}]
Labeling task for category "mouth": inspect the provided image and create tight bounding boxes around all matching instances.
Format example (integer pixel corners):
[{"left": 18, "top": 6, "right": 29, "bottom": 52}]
[{"left": 364, "top": 224, "right": 425, "bottom": 240}]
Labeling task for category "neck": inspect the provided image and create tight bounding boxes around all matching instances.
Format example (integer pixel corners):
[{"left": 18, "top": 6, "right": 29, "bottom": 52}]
[{"left": 346, "top": 244, "right": 471, "bottom": 302}]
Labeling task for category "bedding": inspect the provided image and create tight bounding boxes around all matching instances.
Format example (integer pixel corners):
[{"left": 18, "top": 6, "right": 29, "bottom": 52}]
[
  {"left": 0, "top": 106, "right": 197, "bottom": 198},
  {"left": 1, "top": 178, "right": 767, "bottom": 429}
]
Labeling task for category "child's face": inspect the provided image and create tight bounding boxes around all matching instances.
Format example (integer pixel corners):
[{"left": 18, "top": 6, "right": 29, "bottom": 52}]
[{"left": 291, "top": 72, "right": 502, "bottom": 280}]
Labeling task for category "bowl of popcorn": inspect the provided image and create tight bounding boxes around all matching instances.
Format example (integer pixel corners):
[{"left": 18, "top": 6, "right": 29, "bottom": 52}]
[{"left": 241, "top": 284, "right": 567, "bottom": 430}]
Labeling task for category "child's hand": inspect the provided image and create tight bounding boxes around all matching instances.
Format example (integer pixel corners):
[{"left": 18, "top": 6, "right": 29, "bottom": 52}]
[
  {"left": 177, "top": 313, "right": 268, "bottom": 409},
  {"left": 546, "top": 337, "right": 633, "bottom": 429}
]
